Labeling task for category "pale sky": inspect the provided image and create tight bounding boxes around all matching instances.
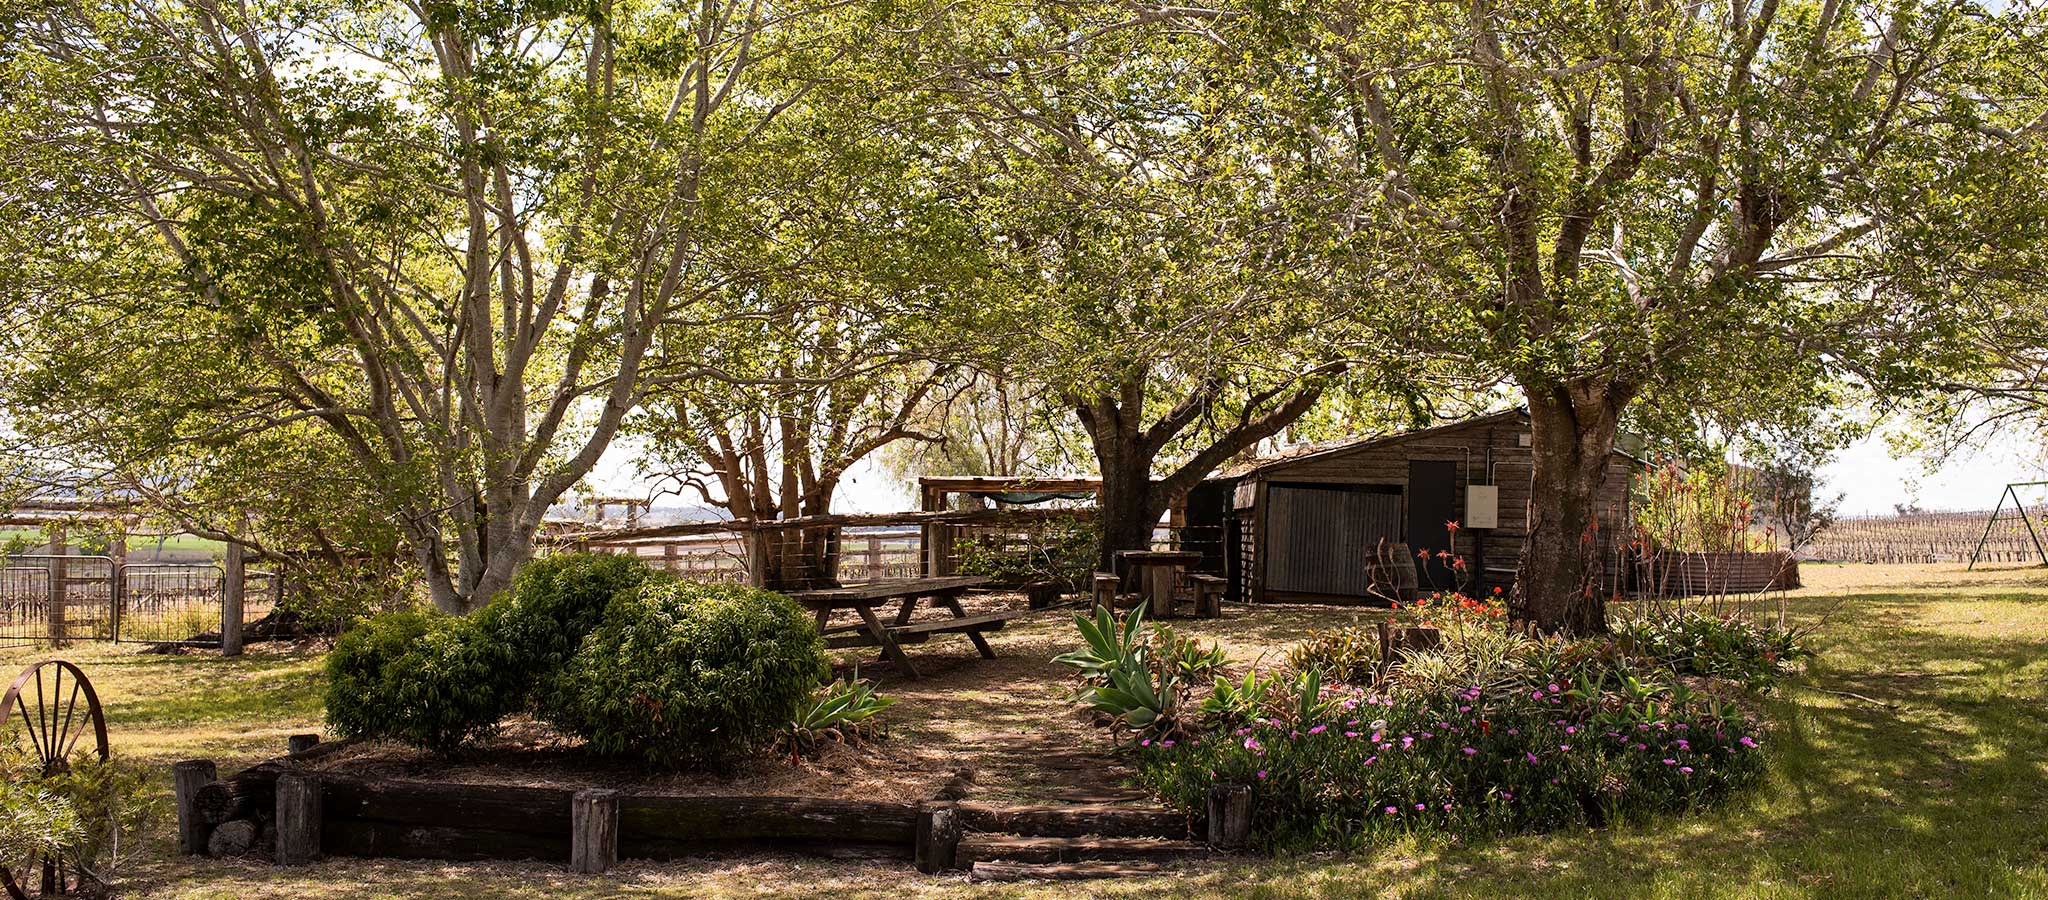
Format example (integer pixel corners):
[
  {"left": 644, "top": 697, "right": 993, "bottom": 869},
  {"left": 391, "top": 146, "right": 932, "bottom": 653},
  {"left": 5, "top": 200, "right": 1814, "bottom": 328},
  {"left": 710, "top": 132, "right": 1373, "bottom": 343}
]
[{"left": 1816, "top": 429, "right": 2047, "bottom": 515}]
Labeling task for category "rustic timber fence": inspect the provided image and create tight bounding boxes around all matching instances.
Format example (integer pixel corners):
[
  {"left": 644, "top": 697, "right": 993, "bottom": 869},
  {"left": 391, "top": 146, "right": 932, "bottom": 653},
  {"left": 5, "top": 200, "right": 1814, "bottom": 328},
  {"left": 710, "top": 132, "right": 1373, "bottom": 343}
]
[
  {"left": 566, "top": 508, "right": 1198, "bottom": 592},
  {"left": 174, "top": 738, "right": 1234, "bottom": 881}
]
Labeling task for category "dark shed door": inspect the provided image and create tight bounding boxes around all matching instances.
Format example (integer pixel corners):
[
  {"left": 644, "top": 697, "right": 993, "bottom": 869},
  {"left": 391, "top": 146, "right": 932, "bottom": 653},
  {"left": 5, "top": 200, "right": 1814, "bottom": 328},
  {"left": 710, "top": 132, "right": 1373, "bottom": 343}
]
[
  {"left": 1183, "top": 480, "right": 1235, "bottom": 573},
  {"left": 1408, "top": 459, "right": 1459, "bottom": 590},
  {"left": 1267, "top": 484, "right": 1401, "bottom": 597}
]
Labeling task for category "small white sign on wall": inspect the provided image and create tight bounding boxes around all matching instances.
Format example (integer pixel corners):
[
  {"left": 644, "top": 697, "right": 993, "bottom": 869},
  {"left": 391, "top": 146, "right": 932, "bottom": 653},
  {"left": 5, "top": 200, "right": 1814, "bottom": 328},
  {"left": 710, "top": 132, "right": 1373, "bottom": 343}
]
[{"left": 1465, "top": 484, "right": 1500, "bottom": 529}]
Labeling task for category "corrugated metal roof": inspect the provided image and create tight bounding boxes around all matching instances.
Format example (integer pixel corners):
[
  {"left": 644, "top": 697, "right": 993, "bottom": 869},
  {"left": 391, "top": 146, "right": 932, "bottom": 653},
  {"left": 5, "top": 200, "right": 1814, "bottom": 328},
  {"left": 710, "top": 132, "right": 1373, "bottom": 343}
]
[{"left": 1215, "top": 408, "right": 1645, "bottom": 480}]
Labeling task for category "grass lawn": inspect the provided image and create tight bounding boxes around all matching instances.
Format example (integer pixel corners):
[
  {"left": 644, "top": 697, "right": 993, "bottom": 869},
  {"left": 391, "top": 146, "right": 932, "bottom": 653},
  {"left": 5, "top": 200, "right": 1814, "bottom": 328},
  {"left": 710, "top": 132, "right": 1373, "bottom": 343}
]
[{"left": 3, "top": 563, "right": 2045, "bottom": 898}]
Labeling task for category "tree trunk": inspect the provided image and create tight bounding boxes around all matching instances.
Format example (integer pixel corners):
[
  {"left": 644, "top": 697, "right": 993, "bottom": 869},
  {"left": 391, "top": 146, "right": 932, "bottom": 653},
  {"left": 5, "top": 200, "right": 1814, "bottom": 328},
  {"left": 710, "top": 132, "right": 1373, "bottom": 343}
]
[
  {"left": 1514, "top": 382, "right": 1628, "bottom": 635},
  {"left": 1094, "top": 446, "right": 1162, "bottom": 576}
]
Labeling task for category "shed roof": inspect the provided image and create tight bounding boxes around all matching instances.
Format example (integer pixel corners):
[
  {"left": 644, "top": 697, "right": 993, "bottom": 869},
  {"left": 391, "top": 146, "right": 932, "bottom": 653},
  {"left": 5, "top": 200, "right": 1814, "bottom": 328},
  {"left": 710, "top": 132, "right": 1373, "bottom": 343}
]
[{"left": 1218, "top": 409, "right": 1644, "bottom": 480}]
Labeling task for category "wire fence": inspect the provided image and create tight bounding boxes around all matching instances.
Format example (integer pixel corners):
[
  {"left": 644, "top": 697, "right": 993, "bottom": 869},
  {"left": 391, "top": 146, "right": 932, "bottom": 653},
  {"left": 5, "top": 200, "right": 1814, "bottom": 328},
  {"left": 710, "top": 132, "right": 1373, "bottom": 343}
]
[{"left": 0, "top": 555, "right": 274, "bottom": 649}]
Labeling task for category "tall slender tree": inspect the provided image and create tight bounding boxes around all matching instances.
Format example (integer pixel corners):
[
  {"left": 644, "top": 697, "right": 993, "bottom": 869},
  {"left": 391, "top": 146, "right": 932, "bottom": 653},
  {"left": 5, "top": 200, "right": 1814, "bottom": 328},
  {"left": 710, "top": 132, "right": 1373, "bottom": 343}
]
[{"left": 0, "top": 0, "right": 913, "bottom": 610}]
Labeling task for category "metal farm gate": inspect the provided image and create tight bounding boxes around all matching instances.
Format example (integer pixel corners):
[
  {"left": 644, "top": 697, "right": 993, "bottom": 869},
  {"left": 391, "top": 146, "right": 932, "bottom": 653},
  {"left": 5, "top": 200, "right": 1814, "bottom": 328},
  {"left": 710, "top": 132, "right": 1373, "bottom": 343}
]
[{"left": 0, "top": 555, "right": 241, "bottom": 649}]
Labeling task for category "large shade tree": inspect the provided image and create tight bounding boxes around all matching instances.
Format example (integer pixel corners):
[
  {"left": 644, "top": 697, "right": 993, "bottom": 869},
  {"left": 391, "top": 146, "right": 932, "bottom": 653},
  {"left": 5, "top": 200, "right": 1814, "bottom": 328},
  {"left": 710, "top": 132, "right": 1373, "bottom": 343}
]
[
  {"left": 0, "top": 0, "right": 913, "bottom": 611},
  {"left": 1267, "top": 0, "right": 2048, "bottom": 632},
  {"left": 921, "top": 2, "right": 1421, "bottom": 571}
]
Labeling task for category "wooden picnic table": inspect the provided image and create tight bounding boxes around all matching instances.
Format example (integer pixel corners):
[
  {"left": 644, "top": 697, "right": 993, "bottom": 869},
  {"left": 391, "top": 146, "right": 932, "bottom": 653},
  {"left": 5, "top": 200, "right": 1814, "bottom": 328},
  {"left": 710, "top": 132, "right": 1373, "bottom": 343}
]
[
  {"left": 787, "top": 576, "right": 1014, "bottom": 678},
  {"left": 1117, "top": 550, "right": 1203, "bottom": 618}
]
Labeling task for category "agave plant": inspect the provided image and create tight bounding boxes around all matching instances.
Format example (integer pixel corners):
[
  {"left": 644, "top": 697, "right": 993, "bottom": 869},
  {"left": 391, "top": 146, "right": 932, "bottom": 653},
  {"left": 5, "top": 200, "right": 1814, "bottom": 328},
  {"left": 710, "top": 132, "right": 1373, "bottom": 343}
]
[
  {"left": 778, "top": 675, "right": 896, "bottom": 762},
  {"left": 1052, "top": 605, "right": 1151, "bottom": 681}
]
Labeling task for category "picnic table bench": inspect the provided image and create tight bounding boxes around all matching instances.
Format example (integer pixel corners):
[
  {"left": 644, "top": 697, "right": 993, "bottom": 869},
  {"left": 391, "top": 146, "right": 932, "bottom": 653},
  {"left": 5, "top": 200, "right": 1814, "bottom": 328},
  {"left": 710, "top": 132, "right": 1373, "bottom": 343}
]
[{"left": 788, "top": 576, "right": 1031, "bottom": 678}]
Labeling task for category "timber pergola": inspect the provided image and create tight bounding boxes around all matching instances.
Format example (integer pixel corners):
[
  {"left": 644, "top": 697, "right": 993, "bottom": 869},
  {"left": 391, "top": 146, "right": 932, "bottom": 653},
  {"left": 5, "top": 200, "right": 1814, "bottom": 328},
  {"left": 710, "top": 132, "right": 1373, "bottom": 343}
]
[{"left": 917, "top": 476, "right": 1103, "bottom": 577}]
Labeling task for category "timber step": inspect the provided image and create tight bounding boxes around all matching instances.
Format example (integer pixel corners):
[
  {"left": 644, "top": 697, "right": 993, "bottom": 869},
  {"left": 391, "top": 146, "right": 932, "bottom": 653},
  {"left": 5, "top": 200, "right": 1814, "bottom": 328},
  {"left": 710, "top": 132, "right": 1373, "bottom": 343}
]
[
  {"left": 969, "top": 860, "right": 1172, "bottom": 883},
  {"left": 954, "top": 834, "right": 1209, "bottom": 867},
  {"left": 954, "top": 801, "right": 1190, "bottom": 839}
]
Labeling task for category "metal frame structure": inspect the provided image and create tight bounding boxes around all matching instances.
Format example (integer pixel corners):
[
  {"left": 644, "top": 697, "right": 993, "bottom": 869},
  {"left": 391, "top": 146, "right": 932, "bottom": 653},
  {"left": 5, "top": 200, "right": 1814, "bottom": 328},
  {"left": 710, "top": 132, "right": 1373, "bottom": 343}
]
[{"left": 1968, "top": 480, "right": 2048, "bottom": 570}]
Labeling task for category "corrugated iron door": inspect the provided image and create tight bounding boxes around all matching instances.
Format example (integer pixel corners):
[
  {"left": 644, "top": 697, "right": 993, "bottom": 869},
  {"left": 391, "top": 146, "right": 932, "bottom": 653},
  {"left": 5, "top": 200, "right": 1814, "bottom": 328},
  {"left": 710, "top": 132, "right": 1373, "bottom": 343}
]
[{"left": 1267, "top": 485, "right": 1400, "bottom": 596}]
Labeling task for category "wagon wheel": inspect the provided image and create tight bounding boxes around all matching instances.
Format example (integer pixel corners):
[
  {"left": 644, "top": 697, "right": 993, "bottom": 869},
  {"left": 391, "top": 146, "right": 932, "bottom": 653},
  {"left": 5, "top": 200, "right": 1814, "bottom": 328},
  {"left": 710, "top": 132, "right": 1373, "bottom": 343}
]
[{"left": 0, "top": 661, "right": 111, "bottom": 899}]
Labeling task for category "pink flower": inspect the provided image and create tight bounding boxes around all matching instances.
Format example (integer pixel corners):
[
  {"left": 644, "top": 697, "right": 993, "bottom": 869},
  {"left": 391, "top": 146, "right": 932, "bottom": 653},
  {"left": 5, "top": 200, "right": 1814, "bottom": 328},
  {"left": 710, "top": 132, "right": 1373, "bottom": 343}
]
[
  {"left": 1414, "top": 803, "right": 1426, "bottom": 811},
  {"left": 1257, "top": 770, "right": 1268, "bottom": 779},
  {"left": 1680, "top": 766, "right": 1694, "bottom": 774},
  {"left": 1309, "top": 725, "right": 1327, "bottom": 735},
  {"left": 1386, "top": 806, "right": 1398, "bottom": 815},
  {"left": 1462, "top": 747, "right": 1477, "bottom": 755}
]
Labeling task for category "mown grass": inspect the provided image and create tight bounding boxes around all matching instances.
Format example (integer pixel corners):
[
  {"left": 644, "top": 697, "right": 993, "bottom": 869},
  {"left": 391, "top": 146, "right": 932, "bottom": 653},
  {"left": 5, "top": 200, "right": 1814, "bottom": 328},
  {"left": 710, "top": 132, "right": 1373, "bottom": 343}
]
[{"left": 3, "top": 564, "right": 2045, "bottom": 898}]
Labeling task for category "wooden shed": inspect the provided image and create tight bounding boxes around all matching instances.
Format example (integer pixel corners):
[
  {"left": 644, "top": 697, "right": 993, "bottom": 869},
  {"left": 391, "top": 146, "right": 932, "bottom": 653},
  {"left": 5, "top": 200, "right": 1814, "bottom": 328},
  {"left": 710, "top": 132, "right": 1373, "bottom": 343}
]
[{"left": 1198, "top": 410, "right": 1642, "bottom": 604}]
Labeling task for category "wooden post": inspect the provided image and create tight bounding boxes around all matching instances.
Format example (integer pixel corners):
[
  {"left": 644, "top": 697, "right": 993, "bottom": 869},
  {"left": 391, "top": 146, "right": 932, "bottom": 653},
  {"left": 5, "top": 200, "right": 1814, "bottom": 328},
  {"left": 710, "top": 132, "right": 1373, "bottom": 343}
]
[
  {"left": 571, "top": 789, "right": 620, "bottom": 874},
  {"left": 287, "top": 734, "right": 321, "bottom": 755},
  {"left": 1092, "top": 573, "right": 1119, "bottom": 612},
  {"left": 275, "top": 772, "right": 322, "bottom": 865},
  {"left": 172, "top": 759, "right": 218, "bottom": 856},
  {"left": 1206, "top": 783, "right": 1252, "bottom": 849},
  {"left": 663, "top": 543, "right": 679, "bottom": 574},
  {"left": 744, "top": 529, "right": 769, "bottom": 588},
  {"left": 914, "top": 802, "right": 961, "bottom": 873},
  {"left": 45, "top": 525, "right": 66, "bottom": 647},
  {"left": 222, "top": 540, "right": 245, "bottom": 657},
  {"left": 1146, "top": 564, "right": 1174, "bottom": 618}
]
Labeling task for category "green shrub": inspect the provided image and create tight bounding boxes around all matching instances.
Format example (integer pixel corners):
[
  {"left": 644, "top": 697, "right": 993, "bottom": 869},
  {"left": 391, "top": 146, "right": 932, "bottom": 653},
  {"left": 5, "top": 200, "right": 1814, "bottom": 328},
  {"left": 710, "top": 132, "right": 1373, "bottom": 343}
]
[
  {"left": 323, "top": 611, "right": 515, "bottom": 753},
  {"left": 540, "top": 581, "right": 827, "bottom": 767},
  {"left": 475, "top": 551, "right": 658, "bottom": 679}
]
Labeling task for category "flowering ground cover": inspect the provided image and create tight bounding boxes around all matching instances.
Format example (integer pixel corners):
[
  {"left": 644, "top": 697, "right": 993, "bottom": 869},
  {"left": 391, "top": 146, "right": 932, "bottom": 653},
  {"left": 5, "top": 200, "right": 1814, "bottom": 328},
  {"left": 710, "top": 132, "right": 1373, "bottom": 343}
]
[{"left": 2, "top": 562, "right": 2044, "bottom": 898}]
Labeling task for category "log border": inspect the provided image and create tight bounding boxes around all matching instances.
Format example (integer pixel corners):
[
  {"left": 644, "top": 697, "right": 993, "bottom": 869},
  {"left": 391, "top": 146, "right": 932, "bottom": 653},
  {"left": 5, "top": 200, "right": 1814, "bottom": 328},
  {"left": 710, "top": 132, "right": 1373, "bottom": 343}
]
[{"left": 180, "top": 743, "right": 1221, "bottom": 872}]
